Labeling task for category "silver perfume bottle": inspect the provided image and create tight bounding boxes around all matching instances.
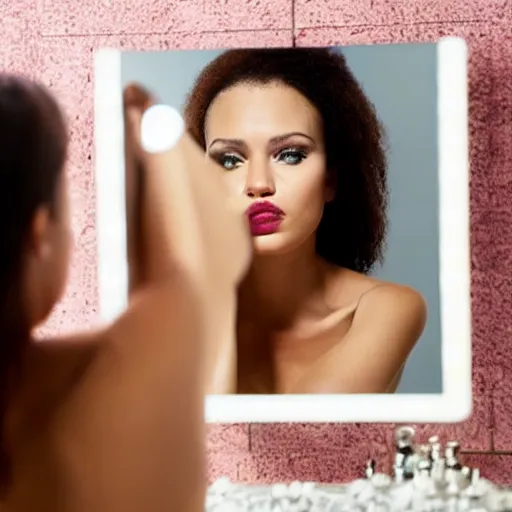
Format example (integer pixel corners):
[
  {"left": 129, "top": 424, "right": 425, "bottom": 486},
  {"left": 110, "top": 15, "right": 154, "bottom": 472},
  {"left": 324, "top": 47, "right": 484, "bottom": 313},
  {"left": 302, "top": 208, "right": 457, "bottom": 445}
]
[{"left": 392, "top": 426, "right": 417, "bottom": 482}]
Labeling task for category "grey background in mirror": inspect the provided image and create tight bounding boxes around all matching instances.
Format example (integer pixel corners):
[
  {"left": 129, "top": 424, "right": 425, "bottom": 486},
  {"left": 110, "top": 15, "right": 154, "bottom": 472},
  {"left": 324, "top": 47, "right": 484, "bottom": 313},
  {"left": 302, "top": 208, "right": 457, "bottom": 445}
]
[{"left": 120, "top": 44, "right": 441, "bottom": 393}]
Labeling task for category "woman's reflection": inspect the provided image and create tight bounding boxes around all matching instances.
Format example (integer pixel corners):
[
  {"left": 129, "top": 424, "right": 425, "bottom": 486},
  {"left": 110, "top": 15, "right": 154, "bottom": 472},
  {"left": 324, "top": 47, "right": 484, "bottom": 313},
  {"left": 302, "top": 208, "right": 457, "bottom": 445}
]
[{"left": 184, "top": 48, "right": 428, "bottom": 395}]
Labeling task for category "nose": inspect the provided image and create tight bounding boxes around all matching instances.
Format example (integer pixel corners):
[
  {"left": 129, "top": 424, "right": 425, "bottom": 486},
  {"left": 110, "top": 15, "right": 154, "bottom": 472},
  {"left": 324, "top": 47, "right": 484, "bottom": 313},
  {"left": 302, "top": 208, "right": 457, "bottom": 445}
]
[{"left": 244, "top": 159, "right": 275, "bottom": 198}]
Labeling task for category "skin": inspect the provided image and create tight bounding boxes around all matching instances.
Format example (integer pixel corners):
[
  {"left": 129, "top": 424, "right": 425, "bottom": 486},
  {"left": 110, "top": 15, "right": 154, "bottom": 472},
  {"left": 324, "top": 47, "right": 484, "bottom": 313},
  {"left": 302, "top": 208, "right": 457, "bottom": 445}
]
[
  {"left": 204, "top": 81, "right": 427, "bottom": 395},
  {"left": 2, "top": 86, "right": 250, "bottom": 511}
]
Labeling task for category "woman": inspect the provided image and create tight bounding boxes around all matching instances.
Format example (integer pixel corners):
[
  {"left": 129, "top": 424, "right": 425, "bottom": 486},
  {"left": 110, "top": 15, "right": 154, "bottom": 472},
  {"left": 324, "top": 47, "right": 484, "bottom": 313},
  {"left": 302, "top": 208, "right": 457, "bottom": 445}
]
[
  {"left": 0, "top": 76, "right": 249, "bottom": 510},
  {"left": 184, "top": 48, "right": 427, "bottom": 395}
]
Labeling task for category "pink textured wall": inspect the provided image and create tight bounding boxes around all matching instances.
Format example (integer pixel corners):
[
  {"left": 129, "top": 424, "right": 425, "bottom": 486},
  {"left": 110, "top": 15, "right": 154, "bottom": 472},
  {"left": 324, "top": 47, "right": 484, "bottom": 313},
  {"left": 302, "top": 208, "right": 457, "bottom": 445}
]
[{"left": 4, "top": 0, "right": 511, "bottom": 485}]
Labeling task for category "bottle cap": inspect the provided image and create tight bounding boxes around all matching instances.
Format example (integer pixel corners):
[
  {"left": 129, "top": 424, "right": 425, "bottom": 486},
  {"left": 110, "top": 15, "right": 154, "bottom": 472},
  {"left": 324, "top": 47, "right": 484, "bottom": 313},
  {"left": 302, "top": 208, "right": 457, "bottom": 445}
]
[{"left": 395, "top": 426, "right": 415, "bottom": 447}]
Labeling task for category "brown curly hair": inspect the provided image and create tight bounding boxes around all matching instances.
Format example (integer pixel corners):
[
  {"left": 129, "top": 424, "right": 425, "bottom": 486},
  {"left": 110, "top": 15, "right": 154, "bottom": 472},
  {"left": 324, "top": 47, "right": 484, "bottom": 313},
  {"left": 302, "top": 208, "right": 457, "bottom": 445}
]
[{"left": 183, "top": 48, "right": 388, "bottom": 274}]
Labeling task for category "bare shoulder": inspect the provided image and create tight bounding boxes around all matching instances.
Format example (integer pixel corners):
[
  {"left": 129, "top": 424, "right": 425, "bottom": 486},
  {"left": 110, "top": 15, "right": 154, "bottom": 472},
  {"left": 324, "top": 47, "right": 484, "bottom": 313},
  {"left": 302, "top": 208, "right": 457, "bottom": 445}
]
[
  {"left": 325, "top": 266, "right": 427, "bottom": 342},
  {"left": 329, "top": 267, "right": 426, "bottom": 317},
  {"left": 349, "top": 277, "right": 428, "bottom": 355},
  {"left": 9, "top": 331, "right": 108, "bottom": 465},
  {"left": 18, "top": 331, "right": 107, "bottom": 410},
  {"left": 28, "top": 330, "right": 106, "bottom": 372},
  {"left": 357, "top": 279, "right": 427, "bottom": 323},
  {"left": 291, "top": 268, "right": 427, "bottom": 393}
]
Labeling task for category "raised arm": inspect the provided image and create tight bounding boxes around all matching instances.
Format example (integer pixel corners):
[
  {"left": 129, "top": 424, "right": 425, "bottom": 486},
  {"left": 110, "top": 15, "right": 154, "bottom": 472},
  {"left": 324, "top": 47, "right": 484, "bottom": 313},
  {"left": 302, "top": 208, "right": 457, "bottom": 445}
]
[
  {"left": 123, "top": 86, "right": 247, "bottom": 394},
  {"left": 54, "top": 87, "right": 250, "bottom": 512}
]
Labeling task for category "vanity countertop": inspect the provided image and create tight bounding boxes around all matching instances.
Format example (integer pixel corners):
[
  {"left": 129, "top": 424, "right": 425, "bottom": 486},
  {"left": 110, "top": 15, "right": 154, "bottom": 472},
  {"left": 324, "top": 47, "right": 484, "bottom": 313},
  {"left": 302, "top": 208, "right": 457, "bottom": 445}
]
[{"left": 206, "top": 476, "right": 512, "bottom": 511}]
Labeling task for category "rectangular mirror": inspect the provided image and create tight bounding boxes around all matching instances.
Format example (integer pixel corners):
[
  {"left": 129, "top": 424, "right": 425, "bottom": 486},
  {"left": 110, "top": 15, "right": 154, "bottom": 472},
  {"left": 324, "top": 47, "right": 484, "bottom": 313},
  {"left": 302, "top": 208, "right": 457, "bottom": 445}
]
[{"left": 93, "top": 40, "right": 471, "bottom": 423}]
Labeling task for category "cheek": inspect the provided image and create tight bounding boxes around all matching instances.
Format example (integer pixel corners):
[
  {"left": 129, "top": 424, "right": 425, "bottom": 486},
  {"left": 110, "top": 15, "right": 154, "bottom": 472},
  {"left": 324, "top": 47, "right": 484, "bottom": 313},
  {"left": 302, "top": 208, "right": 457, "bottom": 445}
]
[
  {"left": 64, "top": 224, "right": 74, "bottom": 257},
  {"left": 57, "top": 201, "right": 74, "bottom": 260},
  {"left": 62, "top": 204, "right": 73, "bottom": 249},
  {"left": 287, "top": 162, "right": 328, "bottom": 211},
  {"left": 223, "top": 173, "right": 245, "bottom": 195},
  {"left": 278, "top": 167, "right": 327, "bottom": 240},
  {"left": 51, "top": 226, "right": 72, "bottom": 270}
]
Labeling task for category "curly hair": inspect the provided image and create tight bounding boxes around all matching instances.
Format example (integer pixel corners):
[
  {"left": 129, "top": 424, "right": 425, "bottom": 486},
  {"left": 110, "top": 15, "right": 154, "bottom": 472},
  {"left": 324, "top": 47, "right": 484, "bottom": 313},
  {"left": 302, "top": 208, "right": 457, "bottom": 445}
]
[{"left": 183, "top": 48, "right": 389, "bottom": 274}]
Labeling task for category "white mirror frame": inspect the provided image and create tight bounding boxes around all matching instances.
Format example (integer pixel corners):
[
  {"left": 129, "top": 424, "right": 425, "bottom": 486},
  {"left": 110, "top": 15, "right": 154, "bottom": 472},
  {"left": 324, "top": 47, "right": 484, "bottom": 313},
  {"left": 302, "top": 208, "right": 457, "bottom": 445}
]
[{"left": 93, "top": 38, "right": 471, "bottom": 423}]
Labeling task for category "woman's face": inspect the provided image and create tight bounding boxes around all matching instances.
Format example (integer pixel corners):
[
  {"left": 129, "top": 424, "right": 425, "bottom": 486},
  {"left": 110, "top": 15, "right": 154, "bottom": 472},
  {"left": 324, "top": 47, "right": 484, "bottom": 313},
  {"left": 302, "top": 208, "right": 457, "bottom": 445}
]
[{"left": 204, "top": 81, "right": 332, "bottom": 256}]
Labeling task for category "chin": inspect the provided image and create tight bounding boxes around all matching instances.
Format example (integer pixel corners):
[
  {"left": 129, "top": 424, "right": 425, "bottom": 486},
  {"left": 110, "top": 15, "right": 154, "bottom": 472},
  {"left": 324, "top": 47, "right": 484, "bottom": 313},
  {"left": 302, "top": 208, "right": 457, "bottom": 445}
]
[{"left": 252, "top": 232, "right": 295, "bottom": 256}]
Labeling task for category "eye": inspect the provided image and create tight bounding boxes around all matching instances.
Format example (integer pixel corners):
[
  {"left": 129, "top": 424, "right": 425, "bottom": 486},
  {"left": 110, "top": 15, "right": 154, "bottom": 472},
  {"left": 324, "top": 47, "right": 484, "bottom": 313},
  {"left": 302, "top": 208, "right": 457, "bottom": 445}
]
[
  {"left": 216, "top": 153, "right": 244, "bottom": 171},
  {"left": 275, "top": 148, "right": 307, "bottom": 166}
]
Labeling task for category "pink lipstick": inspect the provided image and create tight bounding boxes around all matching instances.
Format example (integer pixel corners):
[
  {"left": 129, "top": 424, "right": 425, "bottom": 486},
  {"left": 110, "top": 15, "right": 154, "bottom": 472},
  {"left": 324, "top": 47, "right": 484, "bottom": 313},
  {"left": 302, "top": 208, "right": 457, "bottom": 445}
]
[{"left": 245, "top": 200, "right": 285, "bottom": 236}]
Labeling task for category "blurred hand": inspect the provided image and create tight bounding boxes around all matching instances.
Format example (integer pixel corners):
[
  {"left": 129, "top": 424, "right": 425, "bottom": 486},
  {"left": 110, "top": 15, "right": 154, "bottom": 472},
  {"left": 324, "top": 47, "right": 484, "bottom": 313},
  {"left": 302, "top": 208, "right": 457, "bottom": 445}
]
[
  {"left": 123, "top": 83, "right": 153, "bottom": 293},
  {"left": 123, "top": 82, "right": 252, "bottom": 294}
]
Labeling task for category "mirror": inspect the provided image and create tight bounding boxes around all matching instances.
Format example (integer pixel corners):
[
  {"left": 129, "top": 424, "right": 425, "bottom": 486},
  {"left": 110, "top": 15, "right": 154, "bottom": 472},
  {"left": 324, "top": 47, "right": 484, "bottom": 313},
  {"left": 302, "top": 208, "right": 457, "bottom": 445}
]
[{"left": 93, "top": 40, "right": 471, "bottom": 422}]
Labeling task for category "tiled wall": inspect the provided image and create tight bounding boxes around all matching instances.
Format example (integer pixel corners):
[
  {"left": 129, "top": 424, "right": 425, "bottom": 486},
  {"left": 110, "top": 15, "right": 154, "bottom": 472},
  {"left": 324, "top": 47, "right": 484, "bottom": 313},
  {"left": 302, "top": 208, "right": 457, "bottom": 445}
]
[{"left": 6, "top": 0, "right": 511, "bottom": 485}]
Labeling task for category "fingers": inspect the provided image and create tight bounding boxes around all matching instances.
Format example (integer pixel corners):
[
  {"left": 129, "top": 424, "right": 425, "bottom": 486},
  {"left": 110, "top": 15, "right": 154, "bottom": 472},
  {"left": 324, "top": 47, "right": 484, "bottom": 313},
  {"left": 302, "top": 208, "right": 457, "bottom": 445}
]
[
  {"left": 123, "top": 83, "right": 155, "bottom": 162},
  {"left": 124, "top": 84, "right": 154, "bottom": 293},
  {"left": 123, "top": 82, "right": 154, "bottom": 111}
]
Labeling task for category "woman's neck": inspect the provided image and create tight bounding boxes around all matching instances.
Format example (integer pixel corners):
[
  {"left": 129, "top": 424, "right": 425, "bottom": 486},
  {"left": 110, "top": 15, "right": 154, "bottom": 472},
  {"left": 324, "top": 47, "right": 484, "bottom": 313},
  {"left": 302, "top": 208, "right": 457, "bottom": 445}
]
[{"left": 238, "top": 238, "right": 329, "bottom": 330}]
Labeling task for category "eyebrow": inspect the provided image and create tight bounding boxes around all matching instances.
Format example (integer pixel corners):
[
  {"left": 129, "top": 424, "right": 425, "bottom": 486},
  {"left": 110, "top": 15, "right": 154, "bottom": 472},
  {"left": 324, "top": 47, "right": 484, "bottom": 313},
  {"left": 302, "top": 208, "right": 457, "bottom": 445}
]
[{"left": 207, "top": 132, "right": 315, "bottom": 150}]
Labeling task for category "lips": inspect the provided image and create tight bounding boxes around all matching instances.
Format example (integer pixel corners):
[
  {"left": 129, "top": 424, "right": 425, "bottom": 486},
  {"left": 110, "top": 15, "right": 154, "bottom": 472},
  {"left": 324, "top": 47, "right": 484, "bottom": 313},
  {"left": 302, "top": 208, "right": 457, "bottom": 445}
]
[{"left": 245, "top": 200, "right": 285, "bottom": 237}]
